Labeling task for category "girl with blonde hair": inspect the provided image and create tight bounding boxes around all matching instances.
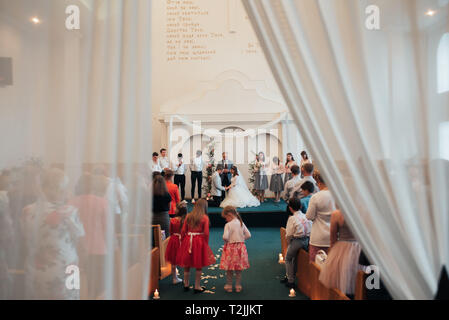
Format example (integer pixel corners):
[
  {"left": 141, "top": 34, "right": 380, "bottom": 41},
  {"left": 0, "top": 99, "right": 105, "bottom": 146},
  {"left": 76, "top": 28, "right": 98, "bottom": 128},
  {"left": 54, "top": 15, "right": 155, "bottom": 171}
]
[{"left": 178, "top": 199, "right": 216, "bottom": 293}]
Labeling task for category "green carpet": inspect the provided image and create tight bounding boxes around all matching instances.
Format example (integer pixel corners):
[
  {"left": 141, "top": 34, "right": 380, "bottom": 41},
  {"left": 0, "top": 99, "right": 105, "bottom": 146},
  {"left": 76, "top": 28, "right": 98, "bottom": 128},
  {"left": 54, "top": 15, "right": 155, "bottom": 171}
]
[
  {"left": 188, "top": 199, "right": 290, "bottom": 228},
  {"left": 157, "top": 228, "right": 308, "bottom": 300}
]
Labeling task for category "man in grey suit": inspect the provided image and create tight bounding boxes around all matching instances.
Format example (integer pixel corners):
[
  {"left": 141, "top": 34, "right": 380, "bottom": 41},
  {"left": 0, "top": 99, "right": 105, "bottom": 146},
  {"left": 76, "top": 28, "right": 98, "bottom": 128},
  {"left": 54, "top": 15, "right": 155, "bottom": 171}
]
[
  {"left": 219, "top": 152, "right": 233, "bottom": 201},
  {"left": 208, "top": 164, "right": 226, "bottom": 207}
]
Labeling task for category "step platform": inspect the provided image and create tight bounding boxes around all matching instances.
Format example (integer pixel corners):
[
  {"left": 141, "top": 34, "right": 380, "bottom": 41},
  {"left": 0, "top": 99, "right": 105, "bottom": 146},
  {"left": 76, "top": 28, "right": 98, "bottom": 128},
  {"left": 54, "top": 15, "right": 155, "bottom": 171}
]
[{"left": 186, "top": 198, "right": 289, "bottom": 228}]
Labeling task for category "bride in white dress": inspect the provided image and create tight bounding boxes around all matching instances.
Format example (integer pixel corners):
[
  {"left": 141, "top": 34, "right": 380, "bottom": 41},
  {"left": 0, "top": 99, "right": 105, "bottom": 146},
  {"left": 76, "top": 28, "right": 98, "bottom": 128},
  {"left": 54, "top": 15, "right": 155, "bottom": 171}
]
[{"left": 220, "top": 166, "right": 260, "bottom": 208}]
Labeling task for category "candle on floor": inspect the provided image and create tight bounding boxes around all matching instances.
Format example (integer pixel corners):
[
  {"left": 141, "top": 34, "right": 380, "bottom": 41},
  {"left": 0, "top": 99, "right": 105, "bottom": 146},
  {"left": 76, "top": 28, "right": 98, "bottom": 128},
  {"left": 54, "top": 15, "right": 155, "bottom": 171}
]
[
  {"left": 289, "top": 288, "right": 296, "bottom": 297},
  {"left": 153, "top": 289, "right": 160, "bottom": 300},
  {"left": 278, "top": 253, "right": 284, "bottom": 264}
]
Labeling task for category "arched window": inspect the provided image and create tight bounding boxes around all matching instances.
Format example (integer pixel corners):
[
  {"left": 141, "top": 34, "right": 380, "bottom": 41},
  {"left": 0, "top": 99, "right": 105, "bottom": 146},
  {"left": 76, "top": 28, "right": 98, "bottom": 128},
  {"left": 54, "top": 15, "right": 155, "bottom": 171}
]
[{"left": 437, "top": 33, "right": 449, "bottom": 94}]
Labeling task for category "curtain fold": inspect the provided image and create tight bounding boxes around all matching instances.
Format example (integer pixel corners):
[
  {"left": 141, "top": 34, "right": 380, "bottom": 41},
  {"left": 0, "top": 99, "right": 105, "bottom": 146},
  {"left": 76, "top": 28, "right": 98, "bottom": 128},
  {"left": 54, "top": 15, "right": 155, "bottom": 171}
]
[
  {"left": 243, "top": 0, "right": 449, "bottom": 299},
  {"left": 0, "top": 0, "right": 152, "bottom": 299}
]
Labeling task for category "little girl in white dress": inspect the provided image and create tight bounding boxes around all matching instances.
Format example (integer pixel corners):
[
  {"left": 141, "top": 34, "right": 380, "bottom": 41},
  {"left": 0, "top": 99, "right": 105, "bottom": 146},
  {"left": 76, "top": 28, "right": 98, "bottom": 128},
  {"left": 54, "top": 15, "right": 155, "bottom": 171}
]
[{"left": 220, "top": 166, "right": 260, "bottom": 208}]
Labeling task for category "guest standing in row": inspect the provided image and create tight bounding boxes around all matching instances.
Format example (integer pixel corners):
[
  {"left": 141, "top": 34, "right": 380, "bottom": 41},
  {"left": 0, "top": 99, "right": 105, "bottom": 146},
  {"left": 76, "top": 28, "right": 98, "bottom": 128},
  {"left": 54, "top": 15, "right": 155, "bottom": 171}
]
[
  {"left": 319, "top": 209, "right": 361, "bottom": 297},
  {"left": 190, "top": 150, "right": 204, "bottom": 203},
  {"left": 173, "top": 153, "right": 186, "bottom": 201},
  {"left": 69, "top": 173, "right": 109, "bottom": 299},
  {"left": 292, "top": 163, "right": 319, "bottom": 199},
  {"left": 306, "top": 170, "right": 336, "bottom": 262},
  {"left": 164, "top": 169, "right": 180, "bottom": 217},
  {"left": 284, "top": 165, "right": 301, "bottom": 201},
  {"left": 152, "top": 175, "right": 172, "bottom": 237},
  {"left": 269, "top": 156, "right": 284, "bottom": 202},
  {"left": 299, "top": 151, "right": 310, "bottom": 178},
  {"left": 22, "top": 168, "right": 85, "bottom": 299},
  {"left": 281, "top": 198, "right": 312, "bottom": 288},
  {"left": 284, "top": 153, "right": 297, "bottom": 185},
  {"left": 158, "top": 148, "right": 170, "bottom": 175},
  {"left": 151, "top": 152, "right": 162, "bottom": 174},
  {"left": 254, "top": 152, "right": 268, "bottom": 202}
]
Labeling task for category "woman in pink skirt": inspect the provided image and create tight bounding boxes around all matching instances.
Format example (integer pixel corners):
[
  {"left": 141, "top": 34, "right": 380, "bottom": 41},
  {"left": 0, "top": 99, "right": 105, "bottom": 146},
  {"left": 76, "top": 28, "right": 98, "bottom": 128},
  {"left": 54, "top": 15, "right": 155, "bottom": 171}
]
[
  {"left": 318, "top": 209, "right": 361, "bottom": 297},
  {"left": 219, "top": 206, "right": 251, "bottom": 293}
]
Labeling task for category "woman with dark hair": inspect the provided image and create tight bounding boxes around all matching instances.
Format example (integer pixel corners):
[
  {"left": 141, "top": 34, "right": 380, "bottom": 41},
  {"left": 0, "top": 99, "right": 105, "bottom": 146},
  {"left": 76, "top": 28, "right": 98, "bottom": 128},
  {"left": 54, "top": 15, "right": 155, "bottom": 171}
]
[
  {"left": 254, "top": 152, "right": 268, "bottom": 202},
  {"left": 269, "top": 156, "right": 284, "bottom": 202},
  {"left": 300, "top": 151, "right": 311, "bottom": 176},
  {"left": 284, "top": 153, "right": 297, "bottom": 185},
  {"left": 152, "top": 175, "right": 172, "bottom": 237}
]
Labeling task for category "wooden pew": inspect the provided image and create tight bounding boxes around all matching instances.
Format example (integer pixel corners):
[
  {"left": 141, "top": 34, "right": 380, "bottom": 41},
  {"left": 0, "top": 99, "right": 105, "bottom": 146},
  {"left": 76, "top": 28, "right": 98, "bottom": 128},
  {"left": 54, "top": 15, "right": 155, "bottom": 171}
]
[
  {"left": 309, "top": 262, "right": 330, "bottom": 300},
  {"left": 280, "top": 227, "right": 287, "bottom": 261},
  {"left": 355, "top": 270, "right": 367, "bottom": 300},
  {"left": 296, "top": 249, "right": 310, "bottom": 297},
  {"left": 152, "top": 225, "right": 172, "bottom": 280},
  {"left": 149, "top": 247, "right": 160, "bottom": 296},
  {"left": 329, "top": 288, "right": 350, "bottom": 300}
]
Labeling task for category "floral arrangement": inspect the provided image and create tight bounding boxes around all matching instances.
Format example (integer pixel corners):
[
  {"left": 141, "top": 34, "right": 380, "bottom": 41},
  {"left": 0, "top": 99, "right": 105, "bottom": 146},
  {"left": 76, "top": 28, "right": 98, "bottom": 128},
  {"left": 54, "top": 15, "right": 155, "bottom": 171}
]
[
  {"left": 248, "top": 160, "right": 257, "bottom": 195},
  {"left": 203, "top": 139, "right": 216, "bottom": 197}
]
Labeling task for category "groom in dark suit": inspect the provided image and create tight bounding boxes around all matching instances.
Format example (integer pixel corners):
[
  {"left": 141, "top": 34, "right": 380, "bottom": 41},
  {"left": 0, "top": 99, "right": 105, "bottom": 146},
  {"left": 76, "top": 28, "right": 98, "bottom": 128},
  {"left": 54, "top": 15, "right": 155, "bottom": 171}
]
[{"left": 219, "top": 152, "right": 233, "bottom": 201}]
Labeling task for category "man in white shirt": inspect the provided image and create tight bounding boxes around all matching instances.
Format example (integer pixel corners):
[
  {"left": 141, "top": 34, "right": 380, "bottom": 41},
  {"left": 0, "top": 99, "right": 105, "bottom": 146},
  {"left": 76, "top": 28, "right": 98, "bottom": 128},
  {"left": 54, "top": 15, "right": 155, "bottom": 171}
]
[
  {"left": 158, "top": 148, "right": 170, "bottom": 175},
  {"left": 190, "top": 150, "right": 204, "bottom": 203},
  {"left": 292, "top": 163, "right": 319, "bottom": 199},
  {"left": 208, "top": 164, "right": 226, "bottom": 207},
  {"left": 172, "top": 153, "right": 186, "bottom": 200},
  {"left": 283, "top": 165, "right": 301, "bottom": 201},
  {"left": 281, "top": 197, "right": 312, "bottom": 288},
  {"left": 151, "top": 152, "right": 162, "bottom": 174}
]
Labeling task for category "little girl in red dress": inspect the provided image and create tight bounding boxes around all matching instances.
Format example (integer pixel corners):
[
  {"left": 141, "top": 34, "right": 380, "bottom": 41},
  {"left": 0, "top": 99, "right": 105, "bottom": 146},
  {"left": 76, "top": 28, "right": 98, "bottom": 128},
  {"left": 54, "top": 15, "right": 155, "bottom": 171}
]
[
  {"left": 165, "top": 201, "right": 187, "bottom": 284},
  {"left": 219, "top": 206, "right": 251, "bottom": 293},
  {"left": 178, "top": 199, "right": 216, "bottom": 293}
]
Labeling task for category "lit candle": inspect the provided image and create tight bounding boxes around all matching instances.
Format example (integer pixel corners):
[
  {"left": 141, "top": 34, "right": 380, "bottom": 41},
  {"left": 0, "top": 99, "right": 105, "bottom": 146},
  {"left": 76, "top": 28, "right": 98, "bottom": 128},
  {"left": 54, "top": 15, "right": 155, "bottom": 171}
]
[
  {"left": 153, "top": 289, "right": 160, "bottom": 300},
  {"left": 289, "top": 288, "right": 296, "bottom": 297},
  {"left": 278, "top": 253, "right": 284, "bottom": 264}
]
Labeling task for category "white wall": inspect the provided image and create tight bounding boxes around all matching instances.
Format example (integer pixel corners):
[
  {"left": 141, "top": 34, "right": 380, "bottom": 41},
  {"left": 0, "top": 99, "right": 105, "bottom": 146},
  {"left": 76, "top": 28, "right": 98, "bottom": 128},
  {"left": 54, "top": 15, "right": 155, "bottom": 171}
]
[{"left": 151, "top": 0, "right": 287, "bottom": 152}]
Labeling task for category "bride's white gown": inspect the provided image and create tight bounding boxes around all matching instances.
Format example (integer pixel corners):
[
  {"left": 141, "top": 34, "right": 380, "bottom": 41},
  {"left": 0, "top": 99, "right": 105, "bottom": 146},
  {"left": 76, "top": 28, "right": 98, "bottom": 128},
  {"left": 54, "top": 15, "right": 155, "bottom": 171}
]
[{"left": 220, "top": 174, "right": 260, "bottom": 208}]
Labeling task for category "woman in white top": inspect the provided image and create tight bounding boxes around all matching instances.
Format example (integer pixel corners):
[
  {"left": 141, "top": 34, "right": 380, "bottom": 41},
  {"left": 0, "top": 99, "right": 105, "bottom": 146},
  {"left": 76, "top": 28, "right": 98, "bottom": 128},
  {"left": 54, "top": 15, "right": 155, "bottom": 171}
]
[
  {"left": 305, "top": 170, "right": 336, "bottom": 262},
  {"left": 219, "top": 206, "right": 251, "bottom": 293},
  {"left": 220, "top": 166, "right": 260, "bottom": 208}
]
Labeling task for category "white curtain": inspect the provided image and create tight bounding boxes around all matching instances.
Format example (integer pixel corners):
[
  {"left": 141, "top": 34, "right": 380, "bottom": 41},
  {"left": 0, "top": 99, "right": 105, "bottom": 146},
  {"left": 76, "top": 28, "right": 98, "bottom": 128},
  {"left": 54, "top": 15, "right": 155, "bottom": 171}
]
[
  {"left": 0, "top": 0, "right": 152, "bottom": 299},
  {"left": 243, "top": 0, "right": 449, "bottom": 299}
]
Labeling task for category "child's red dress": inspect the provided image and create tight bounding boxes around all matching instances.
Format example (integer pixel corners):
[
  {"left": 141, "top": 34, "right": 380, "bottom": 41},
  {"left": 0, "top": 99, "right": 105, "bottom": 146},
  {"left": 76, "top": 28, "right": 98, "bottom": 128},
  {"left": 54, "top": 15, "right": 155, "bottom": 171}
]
[
  {"left": 178, "top": 214, "right": 216, "bottom": 269},
  {"left": 165, "top": 217, "right": 182, "bottom": 265}
]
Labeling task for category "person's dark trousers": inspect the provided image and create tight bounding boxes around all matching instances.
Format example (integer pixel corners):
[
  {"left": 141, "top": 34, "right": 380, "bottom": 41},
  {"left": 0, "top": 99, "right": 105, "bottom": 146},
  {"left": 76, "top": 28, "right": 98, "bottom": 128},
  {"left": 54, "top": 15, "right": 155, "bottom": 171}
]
[
  {"left": 208, "top": 196, "right": 222, "bottom": 207},
  {"left": 221, "top": 175, "right": 230, "bottom": 202},
  {"left": 174, "top": 174, "right": 186, "bottom": 200},
  {"left": 191, "top": 171, "right": 203, "bottom": 199},
  {"left": 285, "top": 237, "right": 309, "bottom": 283}
]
